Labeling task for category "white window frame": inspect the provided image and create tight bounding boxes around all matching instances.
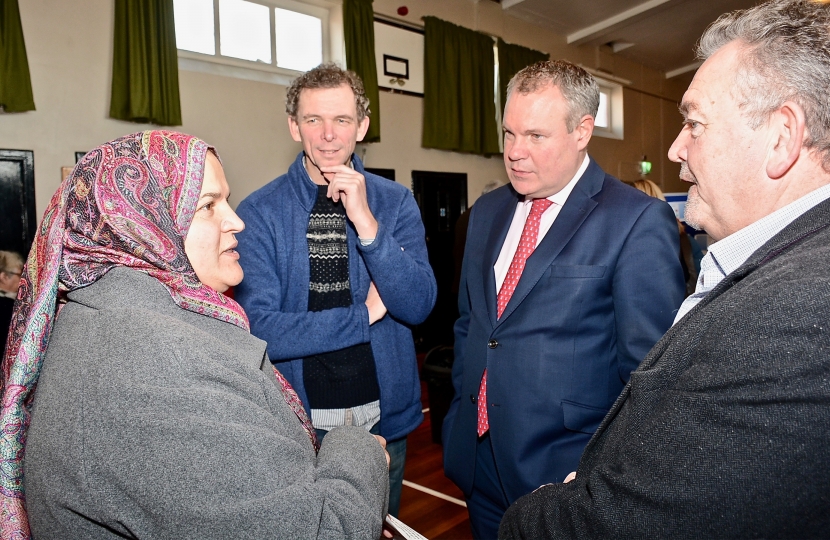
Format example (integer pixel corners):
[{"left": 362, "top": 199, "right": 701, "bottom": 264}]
[
  {"left": 176, "top": 0, "right": 344, "bottom": 86},
  {"left": 591, "top": 77, "right": 624, "bottom": 140}
]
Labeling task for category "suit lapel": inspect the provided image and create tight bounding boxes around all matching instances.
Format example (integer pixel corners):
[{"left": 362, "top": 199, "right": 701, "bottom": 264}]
[
  {"left": 483, "top": 192, "right": 520, "bottom": 328},
  {"left": 495, "top": 160, "right": 604, "bottom": 326}
]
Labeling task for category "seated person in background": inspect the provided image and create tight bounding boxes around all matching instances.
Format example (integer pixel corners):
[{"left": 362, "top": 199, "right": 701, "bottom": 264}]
[
  {"left": 0, "top": 250, "right": 24, "bottom": 354},
  {"left": 500, "top": 0, "right": 830, "bottom": 537},
  {"left": 0, "top": 131, "right": 389, "bottom": 539},
  {"left": 623, "top": 178, "right": 698, "bottom": 295}
]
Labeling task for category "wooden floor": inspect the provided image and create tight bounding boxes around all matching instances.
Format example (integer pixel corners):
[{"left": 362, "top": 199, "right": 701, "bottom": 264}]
[{"left": 398, "top": 380, "right": 473, "bottom": 539}]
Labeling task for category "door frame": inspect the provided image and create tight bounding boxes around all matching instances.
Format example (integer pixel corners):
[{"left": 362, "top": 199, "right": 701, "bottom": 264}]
[{"left": 0, "top": 149, "right": 36, "bottom": 256}]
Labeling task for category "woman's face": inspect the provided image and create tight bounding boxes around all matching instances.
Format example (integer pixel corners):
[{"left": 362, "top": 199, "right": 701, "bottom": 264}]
[{"left": 184, "top": 153, "right": 245, "bottom": 293}]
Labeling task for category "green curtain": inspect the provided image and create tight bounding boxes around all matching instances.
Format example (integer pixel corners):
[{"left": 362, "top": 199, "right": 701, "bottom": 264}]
[
  {"left": 110, "top": 0, "right": 181, "bottom": 126},
  {"left": 498, "top": 38, "right": 548, "bottom": 106},
  {"left": 0, "top": 0, "right": 35, "bottom": 112},
  {"left": 422, "top": 17, "right": 499, "bottom": 155},
  {"left": 344, "top": 0, "right": 380, "bottom": 143}
]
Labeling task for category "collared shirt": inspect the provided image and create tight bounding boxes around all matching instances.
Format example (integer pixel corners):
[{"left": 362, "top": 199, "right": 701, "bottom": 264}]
[
  {"left": 0, "top": 290, "right": 17, "bottom": 300},
  {"left": 673, "top": 183, "right": 830, "bottom": 324},
  {"left": 311, "top": 400, "right": 381, "bottom": 432},
  {"left": 495, "top": 154, "right": 589, "bottom": 291}
]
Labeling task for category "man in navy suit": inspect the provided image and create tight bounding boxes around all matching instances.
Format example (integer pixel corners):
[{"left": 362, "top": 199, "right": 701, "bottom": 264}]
[{"left": 442, "top": 60, "right": 685, "bottom": 539}]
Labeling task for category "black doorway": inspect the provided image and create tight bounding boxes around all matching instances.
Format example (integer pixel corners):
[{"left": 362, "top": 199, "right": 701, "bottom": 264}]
[
  {"left": 411, "top": 170, "right": 467, "bottom": 352},
  {"left": 365, "top": 167, "right": 396, "bottom": 181},
  {"left": 0, "top": 149, "right": 36, "bottom": 258}
]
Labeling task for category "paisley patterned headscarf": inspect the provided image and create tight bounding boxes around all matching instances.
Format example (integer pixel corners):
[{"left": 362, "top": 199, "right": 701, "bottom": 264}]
[{"left": 0, "top": 131, "right": 317, "bottom": 539}]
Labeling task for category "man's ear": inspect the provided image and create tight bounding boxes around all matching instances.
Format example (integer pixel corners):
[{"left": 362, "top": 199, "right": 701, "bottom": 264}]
[
  {"left": 288, "top": 116, "right": 302, "bottom": 143},
  {"left": 575, "top": 114, "right": 594, "bottom": 151},
  {"left": 356, "top": 116, "right": 370, "bottom": 143},
  {"left": 766, "top": 101, "right": 806, "bottom": 179}
]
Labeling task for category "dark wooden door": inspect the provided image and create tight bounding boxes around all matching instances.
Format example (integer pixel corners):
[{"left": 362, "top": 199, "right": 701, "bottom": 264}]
[
  {"left": 0, "top": 149, "right": 36, "bottom": 257},
  {"left": 364, "top": 167, "right": 396, "bottom": 181},
  {"left": 411, "top": 170, "right": 467, "bottom": 352}
]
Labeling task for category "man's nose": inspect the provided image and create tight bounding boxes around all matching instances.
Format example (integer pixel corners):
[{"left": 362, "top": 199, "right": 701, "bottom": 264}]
[
  {"left": 506, "top": 138, "right": 526, "bottom": 161},
  {"left": 322, "top": 121, "right": 335, "bottom": 142},
  {"left": 668, "top": 131, "right": 687, "bottom": 163}
]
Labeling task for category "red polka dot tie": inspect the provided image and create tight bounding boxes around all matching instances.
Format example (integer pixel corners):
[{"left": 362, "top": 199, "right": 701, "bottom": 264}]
[{"left": 477, "top": 198, "right": 553, "bottom": 437}]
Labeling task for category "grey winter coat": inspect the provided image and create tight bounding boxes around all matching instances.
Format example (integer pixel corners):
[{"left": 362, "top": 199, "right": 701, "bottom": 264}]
[{"left": 24, "top": 268, "right": 389, "bottom": 539}]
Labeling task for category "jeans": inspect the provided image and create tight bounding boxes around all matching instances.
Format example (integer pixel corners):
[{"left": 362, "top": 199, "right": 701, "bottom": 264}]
[{"left": 315, "top": 423, "right": 407, "bottom": 517}]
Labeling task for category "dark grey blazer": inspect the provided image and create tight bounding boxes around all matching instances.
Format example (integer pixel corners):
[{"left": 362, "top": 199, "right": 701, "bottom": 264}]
[
  {"left": 500, "top": 196, "right": 830, "bottom": 539},
  {"left": 24, "top": 268, "right": 388, "bottom": 539}
]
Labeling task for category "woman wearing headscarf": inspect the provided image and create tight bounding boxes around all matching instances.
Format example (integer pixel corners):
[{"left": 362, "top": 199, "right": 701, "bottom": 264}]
[{"left": 0, "top": 131, "right": 389, "bottom": 539}]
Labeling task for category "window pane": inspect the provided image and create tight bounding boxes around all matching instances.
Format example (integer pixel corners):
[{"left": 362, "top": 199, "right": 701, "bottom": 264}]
[
  {"left": 275, "top": 8, "right": 322, "bottom": 72},
  {"left": 596, "top": 90, "right": 609, "bottom": 128},
  {"left": 174, "top": 0, "right": 215, "bottom": 55},
  {"left": 219, "top": 0, "right": 272, "bottom": 64}
]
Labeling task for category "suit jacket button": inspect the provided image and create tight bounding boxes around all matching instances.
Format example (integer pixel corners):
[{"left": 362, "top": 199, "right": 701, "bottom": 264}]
[
  {"left": 470, "top": 394, "right": 477, "bottom": 404},
  {"left": 488, "top": 339, "right": 498, "bottom": 349}
]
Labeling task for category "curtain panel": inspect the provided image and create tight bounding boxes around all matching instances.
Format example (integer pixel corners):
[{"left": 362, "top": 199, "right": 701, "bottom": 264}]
[
  {"left": 497, "top": 38, "right": 548, "bottom": 106},
  {"left": 422, "top": 17, "right": 499, "bottom": 156},
  {"left": 110, "top": 0, "right": 181, "bottom": 126},
  {"left": 0, "top": 0, "right": 35, "bottom": 112},
  {"left": 344, "top": 0, "right": 380, "bottom": 143}
]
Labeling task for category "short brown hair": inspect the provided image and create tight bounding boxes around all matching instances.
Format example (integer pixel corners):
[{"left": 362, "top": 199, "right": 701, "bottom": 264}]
[
  {"left": 285, "top": 63, "right": 370, "bottom": 122},
  {"left": 506, "top": 60, "right": 600, "bottom": 133}
]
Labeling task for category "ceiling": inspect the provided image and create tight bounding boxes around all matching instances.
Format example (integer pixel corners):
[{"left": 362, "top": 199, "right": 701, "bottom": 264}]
[{"left": 498, "top": 0, "right": 761, "bottom": 82}]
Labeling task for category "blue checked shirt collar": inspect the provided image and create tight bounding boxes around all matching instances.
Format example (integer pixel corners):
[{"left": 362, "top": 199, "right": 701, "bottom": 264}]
[{"left": 673, "top": 183, "right": 830, "bottom": 325}]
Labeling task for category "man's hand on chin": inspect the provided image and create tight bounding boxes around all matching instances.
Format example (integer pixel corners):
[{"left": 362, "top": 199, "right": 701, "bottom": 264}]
[{"left": 320, "top": 164, "right": 379, "bottom": 239}]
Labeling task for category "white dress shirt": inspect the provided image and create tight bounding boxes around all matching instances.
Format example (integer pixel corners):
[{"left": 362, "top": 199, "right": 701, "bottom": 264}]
[{"left": 495, "top": 154, "right": 590, "bottom": 292}]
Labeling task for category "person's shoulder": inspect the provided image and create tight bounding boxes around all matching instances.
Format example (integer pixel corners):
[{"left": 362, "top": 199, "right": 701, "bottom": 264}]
[
  {"left": 602, "top": 175, "right": 665, "bottom": 209},
  {"left": 52, "top": 299, "right": 190, "bottom": 354},
  {"left": 94, "top": 301, "right": 251, "bottom": 358},
  {"left": 363, "top": 169, "right": 410, "bottom": 197},
  {"left": 768, "top": 198, "right": 830, "bottom": 267},
  {"left": 599, "top": 172, "right": 635, "bottom": 196},
  {"left": 350, "top": 155, "right": 408, "bottom": 197}
]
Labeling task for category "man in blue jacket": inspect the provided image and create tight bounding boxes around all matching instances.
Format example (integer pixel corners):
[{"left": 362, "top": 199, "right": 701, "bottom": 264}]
[{"left": 235, "top": 64, "right": 437, "bottom": 517}]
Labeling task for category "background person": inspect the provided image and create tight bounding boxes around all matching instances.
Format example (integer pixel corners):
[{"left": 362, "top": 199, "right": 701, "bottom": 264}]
[
  {"left": 500, "top": 1, "right": 830, "bottom": 537},
  {"left": 235, "top": 64, "right": 437, "bottom": 518},
  {"left": 0, "top": 250, "right": 23, "bottom": 355},
  {"left": 442, "top": 60, "right": 685, "bottom": 539},
  {"left": 0, "top": 131, "right": 389, "bottom": 539}
]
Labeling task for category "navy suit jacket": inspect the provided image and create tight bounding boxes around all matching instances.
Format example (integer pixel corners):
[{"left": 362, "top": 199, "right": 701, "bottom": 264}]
[{"left": 443, "top": 158, "right": 685, "bottom": 504}]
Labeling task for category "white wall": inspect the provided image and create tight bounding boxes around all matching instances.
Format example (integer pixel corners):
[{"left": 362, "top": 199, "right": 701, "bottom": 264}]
[
  {"left": 361, "top": 90, "right": 510, "bottom": 197},
  {"left": 1, "top": 0, "right": 299, "bottom": 215},
  {"left": 1, "top": 0, "right": 689, "bottom": 220}
]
